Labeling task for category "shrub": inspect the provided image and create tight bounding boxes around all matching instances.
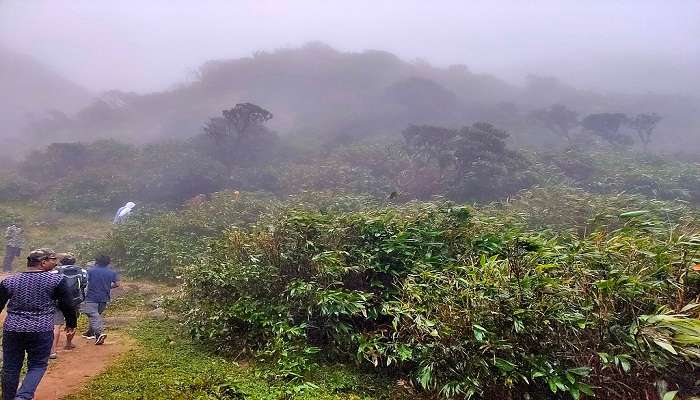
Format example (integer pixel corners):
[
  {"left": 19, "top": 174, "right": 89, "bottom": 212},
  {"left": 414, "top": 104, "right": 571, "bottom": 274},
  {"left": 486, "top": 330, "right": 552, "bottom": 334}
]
[
  {"left": 0, "top": 174, "right": 38, "bottom": 202},
  {"left": 174, "top": 201, "right": 700, "bottom": 399},
  {"left": 135, "top": 142, "right": 228, "bottom": 205},
  {"left": 78, "top": 191, "right": 278, "bottom": 280},
  {"left": 49, "top": 171, "right": 134, "bottom": 212}
]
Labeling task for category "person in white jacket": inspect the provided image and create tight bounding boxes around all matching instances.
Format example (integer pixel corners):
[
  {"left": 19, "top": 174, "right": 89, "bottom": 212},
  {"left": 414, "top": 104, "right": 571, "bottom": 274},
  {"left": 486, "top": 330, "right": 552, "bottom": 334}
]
[{"left": 112, "top": 202, "right": 135, "bottom": 224}]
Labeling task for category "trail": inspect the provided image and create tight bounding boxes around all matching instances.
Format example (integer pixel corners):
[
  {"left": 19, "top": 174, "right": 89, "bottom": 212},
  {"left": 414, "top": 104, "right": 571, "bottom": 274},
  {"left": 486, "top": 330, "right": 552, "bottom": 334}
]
[
  {"left": 34, "top": 330, "right": 132, "bottom": 400},
  {"left": 0, "top": 280, "right": 147, "bottom": 400}
]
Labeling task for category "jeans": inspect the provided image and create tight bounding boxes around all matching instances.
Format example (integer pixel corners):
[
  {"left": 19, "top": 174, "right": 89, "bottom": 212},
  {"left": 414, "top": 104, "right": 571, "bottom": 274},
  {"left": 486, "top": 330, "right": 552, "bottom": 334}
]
[
  {"left": 2, "top": 247, "right": 20, "bottom": 272},
  {"left": 2, "top": 330, "right": 54, "bottom": 400},
  {"left": 80, "top": 302, "right": 107, "bottom": 336}
]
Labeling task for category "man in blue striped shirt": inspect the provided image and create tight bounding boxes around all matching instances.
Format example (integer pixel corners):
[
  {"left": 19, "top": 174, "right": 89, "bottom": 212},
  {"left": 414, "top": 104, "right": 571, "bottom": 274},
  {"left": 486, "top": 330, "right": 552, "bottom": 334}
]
[{"left": 0, "top": 248, "right": 77, "bottom": 400}]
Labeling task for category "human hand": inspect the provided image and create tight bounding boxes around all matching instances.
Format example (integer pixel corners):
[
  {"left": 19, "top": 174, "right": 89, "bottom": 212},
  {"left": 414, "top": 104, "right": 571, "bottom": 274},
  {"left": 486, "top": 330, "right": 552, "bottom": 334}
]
[{"left": 65, "top": 327, "right": 76, "bottom": 335}]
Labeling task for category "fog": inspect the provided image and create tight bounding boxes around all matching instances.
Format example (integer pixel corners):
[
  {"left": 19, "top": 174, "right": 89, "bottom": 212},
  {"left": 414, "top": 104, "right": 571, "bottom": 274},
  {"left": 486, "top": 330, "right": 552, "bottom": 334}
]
[{"left": 2, "top": 0, "right": 698, "bottom": 94}]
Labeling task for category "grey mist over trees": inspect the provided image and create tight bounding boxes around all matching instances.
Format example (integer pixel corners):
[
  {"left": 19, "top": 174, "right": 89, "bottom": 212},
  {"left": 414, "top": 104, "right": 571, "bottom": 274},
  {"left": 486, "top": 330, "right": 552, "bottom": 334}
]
[{"left": 0, "top": 1, "right": 699, "bottom": 161}]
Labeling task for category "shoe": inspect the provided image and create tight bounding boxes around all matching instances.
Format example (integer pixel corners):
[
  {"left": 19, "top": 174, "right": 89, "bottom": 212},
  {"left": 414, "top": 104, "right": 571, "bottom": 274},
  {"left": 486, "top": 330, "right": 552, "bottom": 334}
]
[
  {"left": 95, "top": 333, "right": 107, "bottom": 345},
  {"left": 82, "top": 334, "right": 96, "bottom": 340},
  {"left": 49, "top": 353, "right": 57, "bottom": 359}
]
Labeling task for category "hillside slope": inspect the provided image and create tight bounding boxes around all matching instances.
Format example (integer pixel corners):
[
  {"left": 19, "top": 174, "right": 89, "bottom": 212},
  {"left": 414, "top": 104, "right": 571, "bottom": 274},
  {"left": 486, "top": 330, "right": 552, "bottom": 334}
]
[{"left": 20, "top": 43, "right": 700, "bottom": 151}]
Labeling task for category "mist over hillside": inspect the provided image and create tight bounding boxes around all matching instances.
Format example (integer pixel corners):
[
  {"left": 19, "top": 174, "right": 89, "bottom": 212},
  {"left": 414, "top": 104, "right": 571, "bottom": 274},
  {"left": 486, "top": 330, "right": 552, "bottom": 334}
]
[
  {"left": 8, "top": 43, "right": 700, "bottom": 157},
  {"left": 0, "top": 47, "right": 92, "bottom": 156}
]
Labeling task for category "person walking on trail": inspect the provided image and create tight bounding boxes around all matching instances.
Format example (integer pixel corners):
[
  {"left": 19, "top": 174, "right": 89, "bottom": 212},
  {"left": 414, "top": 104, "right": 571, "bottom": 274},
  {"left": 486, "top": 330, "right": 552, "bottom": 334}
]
[
  {"left": 112, "top": 201, "right": 135, "bottom": 224},
  {"left": 3, "top": 223, "right": 25, "bottom": 272},
  {"left": 81, "top": 255, "right": 119, "bottom": 345},
  {"left": 0, "top": 248, "right": 77, "bottom": 400},
  {"left": 50, "top": 253, "right": 88, "bottom": 359}
]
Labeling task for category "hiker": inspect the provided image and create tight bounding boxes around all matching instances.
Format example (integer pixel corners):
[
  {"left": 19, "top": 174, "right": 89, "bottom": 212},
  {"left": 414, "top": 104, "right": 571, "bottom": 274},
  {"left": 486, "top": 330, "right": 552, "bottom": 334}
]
[
  {"left": 50, "top": 253, "right": 88, "bottom": 359},
  {"left": 0, "top": 248, "right": 77, "bottom": 400},
  {"left": 3, "top": 223, "right": 25, "bottom": 272},
  {"left": 113, "top": 201, "right": 135, "bottom": 224},
  {"left": 81, "top": 255, "right": 119, "bottom": 345}
]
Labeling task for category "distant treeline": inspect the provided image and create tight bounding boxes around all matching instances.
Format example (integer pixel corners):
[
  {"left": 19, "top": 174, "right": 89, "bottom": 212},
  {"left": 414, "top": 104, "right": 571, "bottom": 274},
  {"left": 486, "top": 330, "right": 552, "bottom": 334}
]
[
  {"left": 15, "top": 44, "right": 700, "bottom": 155},
  {"left": 3, "top": 101, "right": 700, "bottom": 213}
]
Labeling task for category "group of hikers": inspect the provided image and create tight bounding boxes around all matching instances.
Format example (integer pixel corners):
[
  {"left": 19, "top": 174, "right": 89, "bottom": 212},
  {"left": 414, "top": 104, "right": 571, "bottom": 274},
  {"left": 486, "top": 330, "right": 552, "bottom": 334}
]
[{"left": 0, "top": 236, "right": 119, "bottom": 400}]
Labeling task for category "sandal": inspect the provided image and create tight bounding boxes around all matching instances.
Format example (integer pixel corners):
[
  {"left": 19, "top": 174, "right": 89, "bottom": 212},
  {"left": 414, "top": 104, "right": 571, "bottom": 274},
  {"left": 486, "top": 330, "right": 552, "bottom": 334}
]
[
  {"left": 64, "top": 344, "right": 76, "bottom": 350},
  {"left": 49, "top": 353, "right": 57, "bottom": 359}
]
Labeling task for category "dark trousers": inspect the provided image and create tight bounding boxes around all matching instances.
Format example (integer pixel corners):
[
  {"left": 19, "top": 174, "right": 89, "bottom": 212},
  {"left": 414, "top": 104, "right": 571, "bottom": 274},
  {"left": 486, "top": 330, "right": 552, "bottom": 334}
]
[
  {"left": 2, "top": 247, "right": 20, "bottom": 272},
  {"left": 1, "top": 330, "right": 54, "bottom": 400}
]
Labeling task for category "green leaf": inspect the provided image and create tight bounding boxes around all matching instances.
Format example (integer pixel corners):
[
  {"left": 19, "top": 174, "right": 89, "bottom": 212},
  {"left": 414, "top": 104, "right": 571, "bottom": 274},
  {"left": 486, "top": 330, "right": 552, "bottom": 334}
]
[
  {"left": 619, "top": 210, "right": 649, "bottom": 218},
  {"left": 654, "top": 340, "right": 678, "bottom": 355},
  {"left": 570, "top": 386, "right": 580, "bottom": 400},
  {"left": 578, "top": 383, "right": 595, "bottom": 396},
  {"left": 619, "top": 358, "right": 631, "bottom": 373},
  {"left": 568, "top": 367, "right": 591, "bottom": 377},
  {"left": 663, "top": 391, "right": 678, "bottom": 400}
]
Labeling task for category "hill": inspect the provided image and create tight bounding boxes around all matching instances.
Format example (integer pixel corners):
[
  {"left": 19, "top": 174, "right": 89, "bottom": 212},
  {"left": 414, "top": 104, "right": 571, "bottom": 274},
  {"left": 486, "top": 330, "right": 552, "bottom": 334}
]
[
  {"left": 0, "top": 47, "right": 93, "bottom": 156},
  {"left": 20, "top": 43, "right": 700, "bottom": 152}
]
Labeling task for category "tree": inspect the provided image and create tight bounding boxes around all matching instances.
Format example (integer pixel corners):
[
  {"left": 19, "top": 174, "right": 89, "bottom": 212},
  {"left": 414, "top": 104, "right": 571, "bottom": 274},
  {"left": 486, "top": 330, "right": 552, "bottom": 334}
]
[
  {"left": 205, "top": 103, "right": 273, "bottom": 140},
  {"left": 627, "top": 113, "right": 662, "bottom": 151},
  {"left": 400, "top": 122, "right": 535, "bottom": 201},
  {"left": 580, "top": 113, "right": 633, "bottom": 146},
  {"left": 201, "top": 103, "right": 278, "bottom": 167},
  {"left": 402, "top": 124, "right": 457, "bottom": 167},
  {"left": 530, "top": 104, "right": 579, "bottom": 142}
]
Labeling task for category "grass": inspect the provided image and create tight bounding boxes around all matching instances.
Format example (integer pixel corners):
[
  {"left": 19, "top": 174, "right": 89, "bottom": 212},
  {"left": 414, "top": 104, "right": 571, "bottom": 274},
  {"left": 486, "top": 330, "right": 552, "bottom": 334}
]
[
  {"left": 65, "top": 289, "right": 421, "bottom": 400},
  {"left": 66, "top": 318, "right": 421, "bottom": 400},
  {"left": 0, "top": 200, "right": 111, "bottom": 269}
]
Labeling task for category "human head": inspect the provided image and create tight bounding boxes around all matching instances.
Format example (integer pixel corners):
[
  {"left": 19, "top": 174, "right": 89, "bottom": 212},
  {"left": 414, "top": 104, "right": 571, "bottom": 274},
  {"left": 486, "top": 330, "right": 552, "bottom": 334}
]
[
  {"left": 27, "top": 248, "right": 58, "bottom": 271},
  {"left": 124, "top": 202, "right": 135, "bottom": 209},
  {"left": 58, "top": 253, "right": 76, "bottom": 266},
  {"left": 95, "top": 255, "right": 111, "bottom": 266}
]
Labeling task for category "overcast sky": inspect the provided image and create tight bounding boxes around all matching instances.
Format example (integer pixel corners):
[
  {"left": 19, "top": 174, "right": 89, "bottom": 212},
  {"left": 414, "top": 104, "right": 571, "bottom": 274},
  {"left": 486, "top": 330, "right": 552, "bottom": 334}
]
[{"left": 1, "top": 0, "right": 698, "bottom": 95}]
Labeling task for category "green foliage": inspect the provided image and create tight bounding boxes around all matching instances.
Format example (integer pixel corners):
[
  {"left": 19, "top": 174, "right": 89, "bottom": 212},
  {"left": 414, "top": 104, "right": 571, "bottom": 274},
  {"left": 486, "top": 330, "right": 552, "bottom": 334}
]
[
  {"left": 67, "top": 319, "right": 414, "bottom": 400},
  {"left": 0, "top": 174, "right": 38, "bottom": 202},
  {"left": 135, "top": 141, "right": 228, "bottom": 204},
  {"left": 402, "top": 123, "right": 537, "bottom": 201},
  {"left": 0, "top": 207, "right": 22, "bottom": 227},
  {"left": 78, "top": 191, "right": 277, "bottom": 280},
  {"left": 545, "top": 150, "right": 700, "bottom": 204},
  {"left": 172, "top": 198, "right": 700, "bottom": 399},
  {"left": 49, "top": 171, "right": 134, "bottom": 213}
]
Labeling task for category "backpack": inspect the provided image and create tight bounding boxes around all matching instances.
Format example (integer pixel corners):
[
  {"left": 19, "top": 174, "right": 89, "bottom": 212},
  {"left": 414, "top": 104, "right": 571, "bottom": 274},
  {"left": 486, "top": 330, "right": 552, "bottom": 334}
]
[{"left": 58, "top": 265, "right": 88, "bottom": 307}]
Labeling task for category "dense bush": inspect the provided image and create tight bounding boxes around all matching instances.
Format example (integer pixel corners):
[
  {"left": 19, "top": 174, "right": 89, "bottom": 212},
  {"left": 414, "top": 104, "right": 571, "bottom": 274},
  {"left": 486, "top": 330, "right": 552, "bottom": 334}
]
[
  {"left": 0, "top": 207, "right": 22, "bottom": 227},
  {"left": 49, "top": 171, "right": 134, "bottom": 213},
  {"left": 135, "top": 141, "right": 229, "bottom": 205},
  {"left": 79, "top": 190, "right": 379, "bottom": 280},
  {"left": 173, "top": 199, "right": 700, "bottom": 399},
  {"left": 0, "top": 174, "right": 38, "bottom": 202},
  {"left": 548, "top": 150, "right": 700, "bottom": 203},
  {"left": 77, "top": 191, "right": 277, "bottom": 280}
]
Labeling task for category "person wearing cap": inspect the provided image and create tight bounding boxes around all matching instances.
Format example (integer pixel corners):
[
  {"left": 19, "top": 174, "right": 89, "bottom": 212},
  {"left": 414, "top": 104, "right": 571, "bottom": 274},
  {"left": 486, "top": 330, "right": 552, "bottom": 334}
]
[
  {"left": 0, "top": 248, "right": 78, "bottom": 400},
  {"left": 50, "top": 253, "right": 88, "bottom": 359},
  {"left": 3, "top": 223, "right": 25, "bottom": 272},
  {"left": 112, "top": 201, "right": 135, "bottom": 224},
  {"left": 81, "top": 255, "right": 119, "bottom": 345}
]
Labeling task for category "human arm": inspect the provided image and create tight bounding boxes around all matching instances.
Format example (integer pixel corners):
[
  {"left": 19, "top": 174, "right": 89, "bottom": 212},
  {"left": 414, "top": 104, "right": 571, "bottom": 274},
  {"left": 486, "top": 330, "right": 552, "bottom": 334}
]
[
  {"left": 111, "top": 270, "right": 119, "bottom": 288},
  {"left": 53, "top": 278, "right": 78, "bottom": 329},
  {"left": 0, "top": 281, "right": 9, "bottom": 313}
]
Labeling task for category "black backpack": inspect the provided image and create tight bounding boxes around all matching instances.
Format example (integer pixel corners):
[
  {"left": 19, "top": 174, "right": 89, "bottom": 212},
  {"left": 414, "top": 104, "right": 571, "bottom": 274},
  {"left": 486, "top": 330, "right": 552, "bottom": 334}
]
[{"left": 58, "top": 265, "right": 88, "bottom": 307}]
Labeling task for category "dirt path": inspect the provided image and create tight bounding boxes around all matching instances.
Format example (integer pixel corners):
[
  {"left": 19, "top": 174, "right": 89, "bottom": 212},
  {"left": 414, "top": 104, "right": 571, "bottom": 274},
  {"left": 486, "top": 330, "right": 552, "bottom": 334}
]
[
  {"left": 0, "top": 279, "right": 156, "bottom": 400},
  {"left": 34, "top": 331, "right": 133, "bottom": 400}
]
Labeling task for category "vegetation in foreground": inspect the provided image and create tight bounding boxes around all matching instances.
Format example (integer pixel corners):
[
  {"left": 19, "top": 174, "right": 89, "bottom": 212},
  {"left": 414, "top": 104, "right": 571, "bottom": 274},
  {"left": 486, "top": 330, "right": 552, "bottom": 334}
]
[
  {"left": 67, "top": 316, "right": 419, "bottom": 399},
  {"left": 80, "top": 186, "right": 700, "bottom": 399}
]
